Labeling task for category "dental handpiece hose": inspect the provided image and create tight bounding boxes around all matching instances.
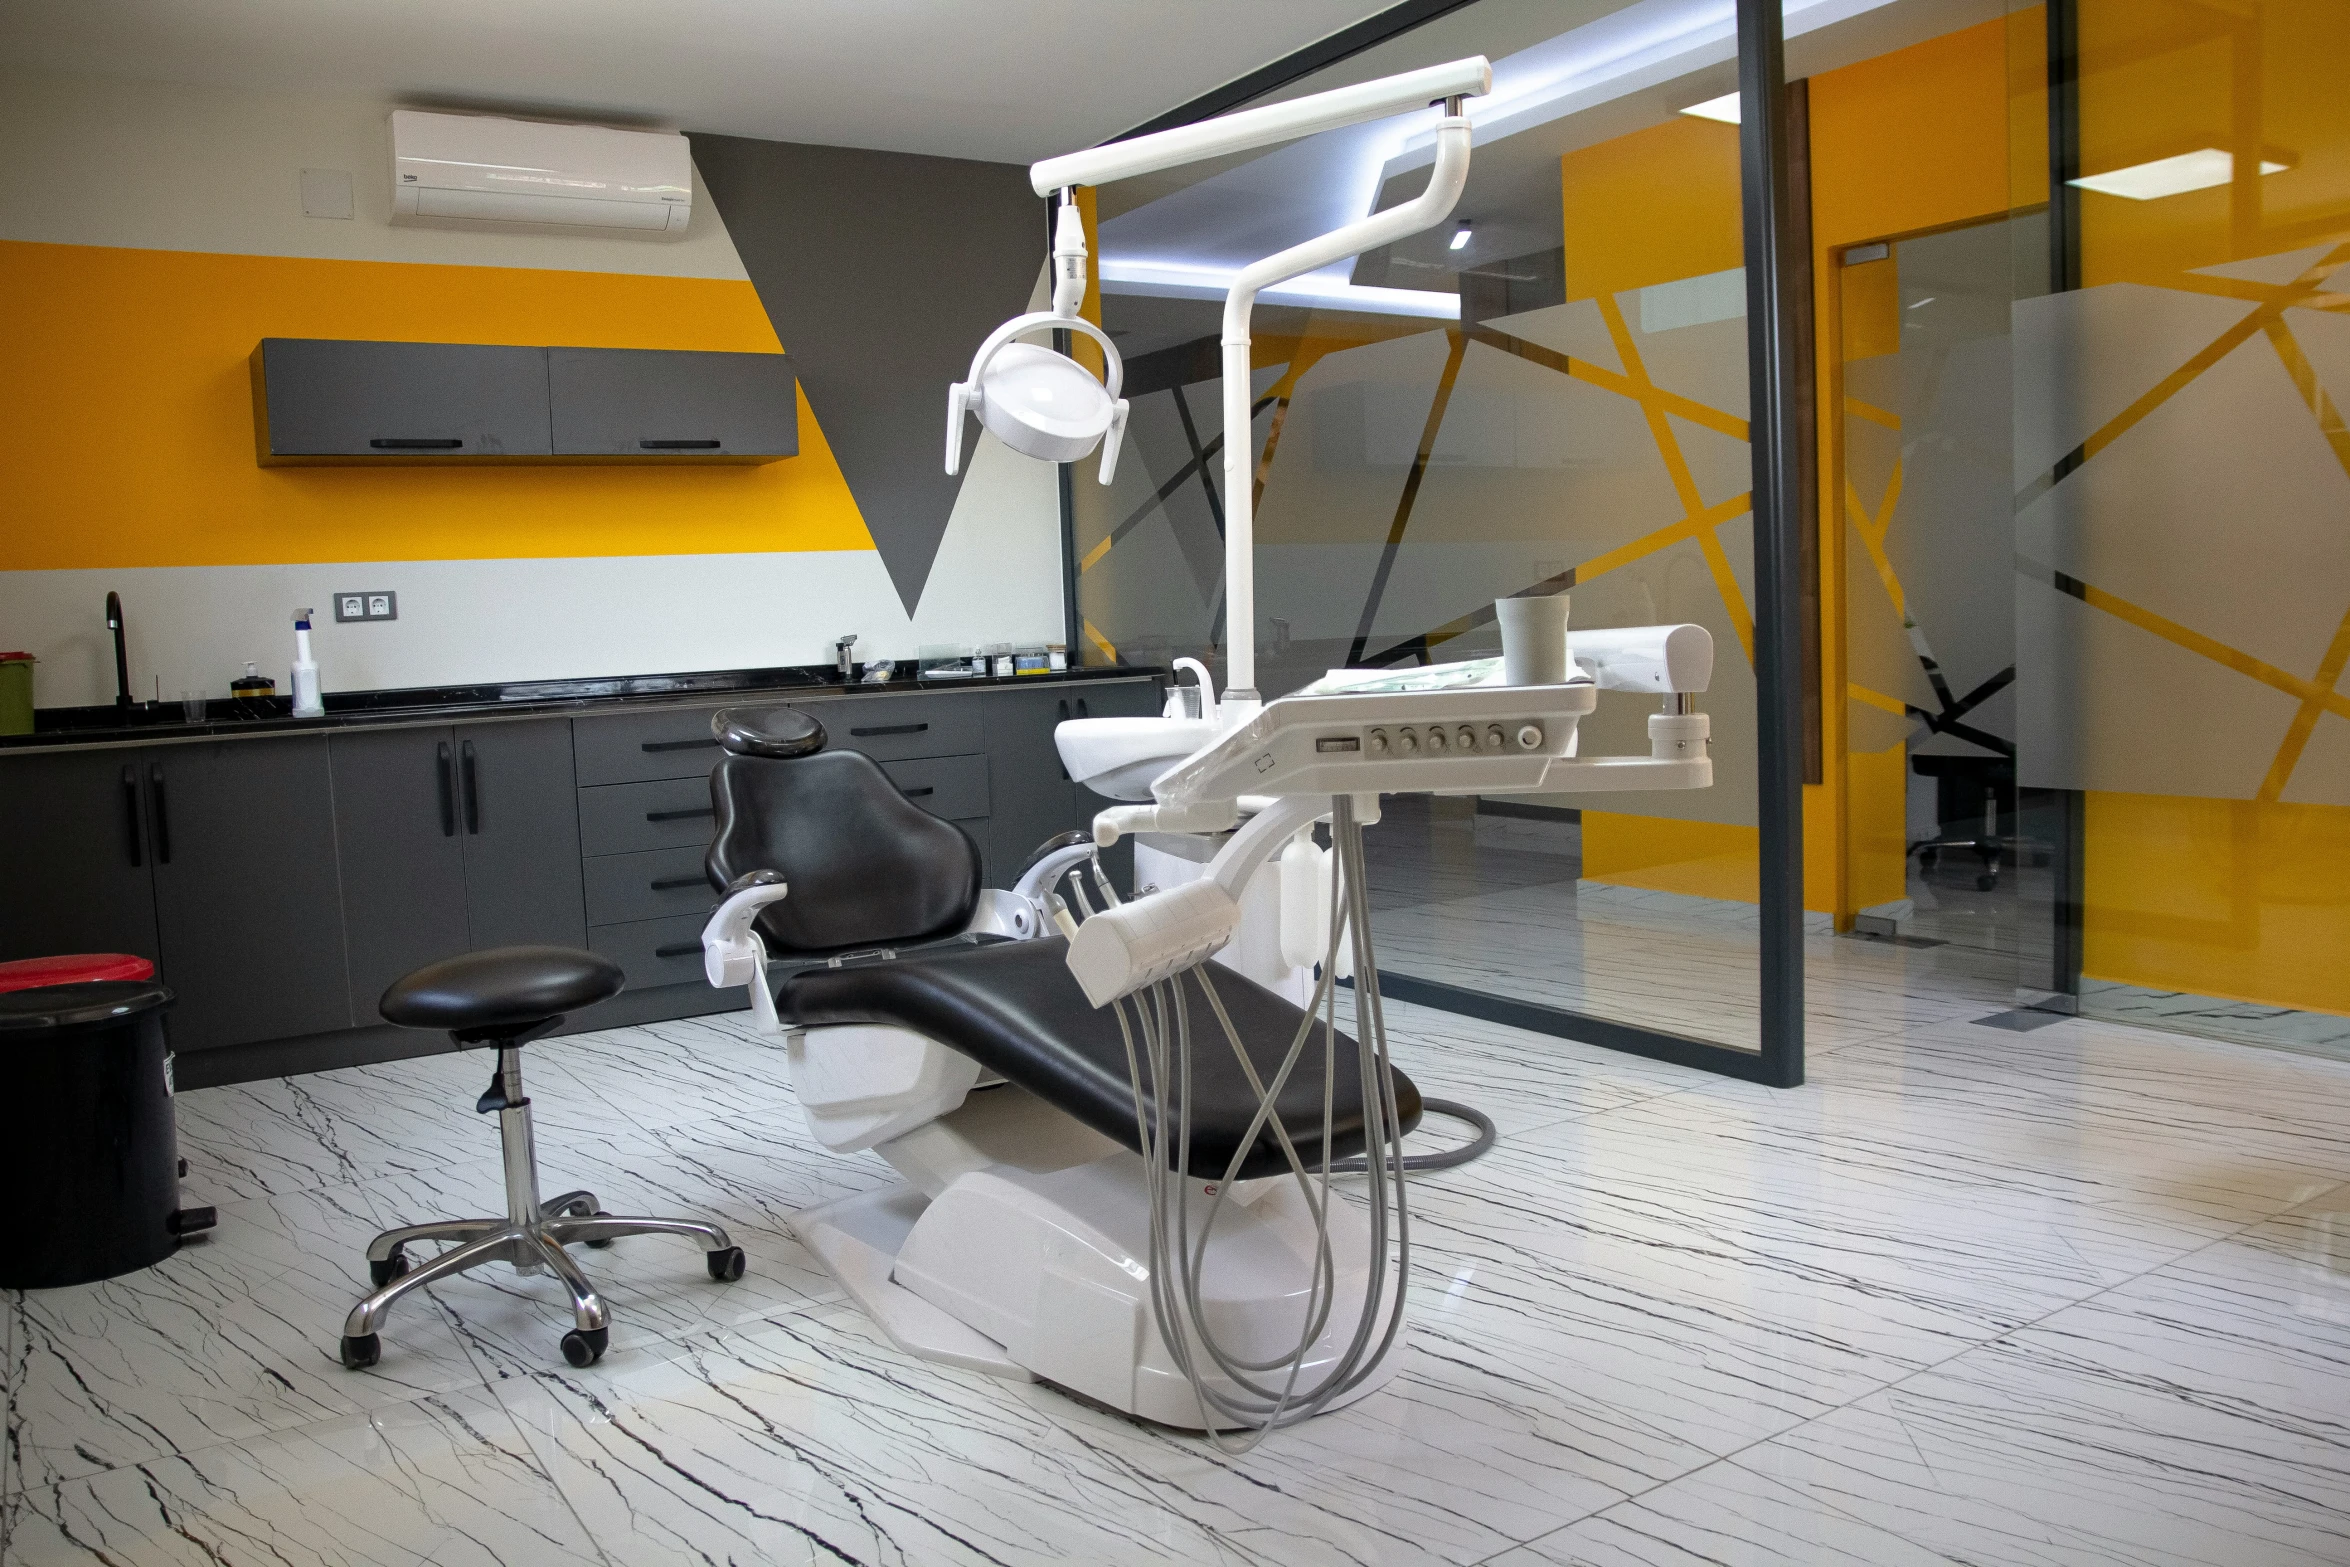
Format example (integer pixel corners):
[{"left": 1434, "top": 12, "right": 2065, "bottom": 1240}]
[{"left": 1115, "top": 794, "right": 1410, "bottom": 1449}]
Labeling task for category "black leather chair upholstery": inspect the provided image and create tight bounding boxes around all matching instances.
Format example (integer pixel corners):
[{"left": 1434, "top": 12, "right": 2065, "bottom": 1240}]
[
  {"left": 779, "top": 938, "right": 1422, "bottom": 1179},
  {"left": 706, "top": 737, "right": 982, "bottom": 959}
]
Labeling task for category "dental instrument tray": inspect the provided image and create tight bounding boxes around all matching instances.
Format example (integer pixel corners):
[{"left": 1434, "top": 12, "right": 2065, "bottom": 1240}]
[{"left": 1149, "top": 681, "right": 1600, "bottom": 807}]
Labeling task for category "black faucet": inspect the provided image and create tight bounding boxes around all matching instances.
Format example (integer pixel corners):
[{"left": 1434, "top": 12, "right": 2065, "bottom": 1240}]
[{"left": 105, "top": 591, "right": 132, "bottom": 709}]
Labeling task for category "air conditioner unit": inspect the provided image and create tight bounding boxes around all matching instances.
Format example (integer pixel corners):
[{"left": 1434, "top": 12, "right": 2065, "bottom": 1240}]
[{"left": 389, "top": 110, "right": 691, "bottom": 233}]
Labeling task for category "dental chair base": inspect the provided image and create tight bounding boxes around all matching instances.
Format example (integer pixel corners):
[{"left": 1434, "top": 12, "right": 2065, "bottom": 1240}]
[{"left": 793, "top": 1078, "right": 1402, "bottom": 1428}]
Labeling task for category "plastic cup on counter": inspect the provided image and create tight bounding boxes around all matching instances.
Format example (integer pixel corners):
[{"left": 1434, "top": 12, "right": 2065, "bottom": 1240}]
[{"left": 180, "top": 691, "right": 205, "bottom": 723}]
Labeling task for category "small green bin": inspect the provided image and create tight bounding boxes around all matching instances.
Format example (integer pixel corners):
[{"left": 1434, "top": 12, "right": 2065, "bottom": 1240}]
[{"left": 0, "top": 653, "right": 33, "bottom": 736}]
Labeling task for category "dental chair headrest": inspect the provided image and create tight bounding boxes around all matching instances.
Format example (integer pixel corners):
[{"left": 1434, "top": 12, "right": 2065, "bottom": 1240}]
[{"left": 712, "top": 705, "right": 826, "bottom": 759}]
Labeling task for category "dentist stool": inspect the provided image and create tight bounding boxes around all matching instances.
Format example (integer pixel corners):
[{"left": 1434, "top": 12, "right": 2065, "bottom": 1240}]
[{"left": 338, "top": 945, "right": 744, "bottom": 1370}]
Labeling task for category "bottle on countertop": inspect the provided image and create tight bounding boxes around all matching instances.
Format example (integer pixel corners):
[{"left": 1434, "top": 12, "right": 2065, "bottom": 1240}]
[
  {"left": 290, "top": 608, "right": 324, "bottom": 718},
  {"left": 230, "top": 660, "right": 276, "bottom": 718}
]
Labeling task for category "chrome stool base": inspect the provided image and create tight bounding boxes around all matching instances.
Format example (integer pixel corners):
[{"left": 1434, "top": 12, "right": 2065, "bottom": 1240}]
[{"left": 340, "top": 1045, "right": 740, "bottom": 1369}]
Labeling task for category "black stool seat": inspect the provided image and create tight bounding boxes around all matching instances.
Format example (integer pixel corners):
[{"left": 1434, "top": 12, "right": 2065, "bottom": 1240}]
[{"left": 380, "top": 946, "right": 624, "bottom": 1034}]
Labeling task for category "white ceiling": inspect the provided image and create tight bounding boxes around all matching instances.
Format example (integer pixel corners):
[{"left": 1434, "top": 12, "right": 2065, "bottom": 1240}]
[{"left": 0, "top": 0, "right": 1409, "bottom": 165}]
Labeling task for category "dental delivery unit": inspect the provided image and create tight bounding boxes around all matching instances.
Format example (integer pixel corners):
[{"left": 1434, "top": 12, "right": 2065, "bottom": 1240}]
[{"left": 699, "top": 54, "right": 1715, "bottom": 1444}]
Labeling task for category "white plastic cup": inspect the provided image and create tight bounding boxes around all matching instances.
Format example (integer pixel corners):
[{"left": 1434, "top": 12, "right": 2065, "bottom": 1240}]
[{"left": 1496, "top": 592, "right": 1570, "bottom": 686}]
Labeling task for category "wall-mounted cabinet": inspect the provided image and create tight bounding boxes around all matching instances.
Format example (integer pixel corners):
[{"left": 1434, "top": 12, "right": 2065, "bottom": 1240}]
[{"left": 250, "top": 339, "right": 796, "bottom": 465}]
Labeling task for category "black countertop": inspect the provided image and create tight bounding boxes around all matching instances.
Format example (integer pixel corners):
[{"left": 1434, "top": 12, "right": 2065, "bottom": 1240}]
[{"left": 3, "top": 662, "right": 1159, "bottom": 753}]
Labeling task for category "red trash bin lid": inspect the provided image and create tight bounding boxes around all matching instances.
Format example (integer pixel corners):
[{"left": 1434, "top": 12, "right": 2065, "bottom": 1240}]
[{"left": 0, "top": 953, "right": 157, "bottom": 993}]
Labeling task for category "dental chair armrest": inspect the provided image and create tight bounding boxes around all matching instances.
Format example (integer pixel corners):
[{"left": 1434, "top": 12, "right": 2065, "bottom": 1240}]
[{"left": 703, "top": 872, "right": 790, "bottom": 1034}]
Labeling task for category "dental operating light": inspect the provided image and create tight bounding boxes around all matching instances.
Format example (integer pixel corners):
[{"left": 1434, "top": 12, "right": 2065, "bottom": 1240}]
[{"left": 947, "top": 196, "right": 1131, "bottom": 482}]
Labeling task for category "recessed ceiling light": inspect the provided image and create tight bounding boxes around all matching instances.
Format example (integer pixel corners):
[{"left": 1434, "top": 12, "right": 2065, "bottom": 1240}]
[
  {"left": 1449, "top": 221, "right": 1473, "bottom": 251},
  {"left": 2070, "top": 148, "right": 2287, "bottom": 201},
  {"left": 1679, "top": 91, "right": 1740, "bottom": 124}
]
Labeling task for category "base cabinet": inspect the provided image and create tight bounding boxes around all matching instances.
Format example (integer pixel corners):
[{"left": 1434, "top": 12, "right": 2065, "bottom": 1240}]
[
  {"left": 3, "top": 675, "right": 1157, "bottom": 1080},
  {"left": 332, "top": 719, "right": 585, "bottom": 1025},
  {"left": 145, "top": 738, "right": 352, "bottom": 1053}
]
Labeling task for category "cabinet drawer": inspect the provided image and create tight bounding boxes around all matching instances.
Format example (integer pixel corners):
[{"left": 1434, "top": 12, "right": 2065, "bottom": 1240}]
[
  {"left": 578, "top": 776, "right": 716, "bottom": 857},
  {"left": 572, "top": 705, "right": 731, "bottom": 786},
  {"left": 587, "top": 913, "right": 711, "bottom": 990},
  {"left": 585, "top": 845, "right": 715, "bottom": 925},
  {"left": 881, "top": 753, "right": 989, "bottom": 821},
  {"left": 806, "top": 694, "right": 982, "bottom": 761}
]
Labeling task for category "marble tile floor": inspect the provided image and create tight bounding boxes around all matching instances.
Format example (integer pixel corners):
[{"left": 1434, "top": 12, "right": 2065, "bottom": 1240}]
[{"left": 5, "top": 936, "right": 2348, "bottom": 1566}]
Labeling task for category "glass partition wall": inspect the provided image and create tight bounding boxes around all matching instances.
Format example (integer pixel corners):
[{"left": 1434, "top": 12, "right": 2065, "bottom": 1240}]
[
  {"left": 1066, "top": 0, "right": 1809, "bottom": 1080},
  {"left": 2016, "top": 0, "right": 2350, "bottom": 1052}
]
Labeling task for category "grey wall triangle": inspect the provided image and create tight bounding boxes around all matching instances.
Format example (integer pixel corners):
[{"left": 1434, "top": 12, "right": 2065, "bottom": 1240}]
[{"left": 691, "top": 133, "right": 1045, "bottom": 613}]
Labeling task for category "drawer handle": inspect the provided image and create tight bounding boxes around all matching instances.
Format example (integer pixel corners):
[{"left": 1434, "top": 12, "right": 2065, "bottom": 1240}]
[
  {"left": 437, "top": 741, "right": 456, "bottom": 836},
  {"left": 646, "top": 806, "right": 716, "bottom": 823},
  {"left": 641, "top": 737, "right": 720, "bottom": 753},
  {"left": 640, "top": 439, "right": 722, "bottom": 450},
  {"left": 650, "top": 874, "right": 706, "bottom": 890},
  {"left": 370, "top": 438, "right": 464, "bottom": 450},
  {"left": 902, "top": 785, "right": 935, "bottom": 798},
  {"left": 654, "top": 941, "right": 703, "bottom": 958},
  {"left": 852, "top": 722, "right": 927, "bottom": 737}
]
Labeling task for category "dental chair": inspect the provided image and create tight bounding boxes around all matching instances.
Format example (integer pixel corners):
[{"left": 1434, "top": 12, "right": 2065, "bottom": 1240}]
[{"left": 697, "top": 705, "right": 1422, "bottom": 1426}]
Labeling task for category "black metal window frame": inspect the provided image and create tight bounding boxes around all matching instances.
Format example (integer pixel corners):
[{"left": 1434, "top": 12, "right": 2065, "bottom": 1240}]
[{"left": 1072, "top": 0, "right": 1809, "bottom": 1087}]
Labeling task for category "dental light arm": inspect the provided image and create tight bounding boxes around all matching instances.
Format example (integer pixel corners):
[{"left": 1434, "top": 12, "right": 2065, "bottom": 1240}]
[
  {"left": 1026, "top": 57, "right": 1491, "bottom": 194},
  {"left": 1568, "top": 624, "right": 1715, "bottom": 695},
  {"left": 963, "top": 54, "right": 1493, "bottom": 708}
]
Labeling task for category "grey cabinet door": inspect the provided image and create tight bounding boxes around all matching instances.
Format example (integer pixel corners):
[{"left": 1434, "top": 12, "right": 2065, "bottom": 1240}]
[
  {"left": 331, "top": 726, "right": 471, "bottom": 1023},
  {"left": 977, "top": 687, "right": 1085, "bottom": 885},
  {"left": 253, "top": 339, "right": 553, "bottom": 459},
  {"left": 148, "top": 738, "right": 352, "bottom": 1051},
  {"left": 547, "top": 348, "right": 796, "bottom": 460},
  {"left": 457, "top": 720, "right": 588, "bottom": 951},
  {"left": 0, "top": 749, "right": 160, "bottom": 966}
]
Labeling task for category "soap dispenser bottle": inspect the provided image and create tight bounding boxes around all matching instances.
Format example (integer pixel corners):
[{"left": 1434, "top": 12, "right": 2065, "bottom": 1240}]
[{"left": 290, "top": 609, "right": 324, "bottom": 717}]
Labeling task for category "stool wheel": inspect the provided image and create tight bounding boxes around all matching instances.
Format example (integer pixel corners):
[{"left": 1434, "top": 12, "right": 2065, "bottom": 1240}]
[
  {"left": 560, "top": 1326, "right": 609, "bottom": 1367},
  {"left": 339, "top": 1333, "right": 381, "bottom": 1370},
  {"left": 707, "top": 1245, "right": 747, "bottom": 1283},
  {"left": 369, "top": 1248, "right": 411, "bottom": 1288},
  {"left": 583, "top": 1210, "right": 615, "bottom": 1248}
]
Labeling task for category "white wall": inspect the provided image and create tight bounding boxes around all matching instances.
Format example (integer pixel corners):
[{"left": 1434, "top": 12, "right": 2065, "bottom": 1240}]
[
  {"left": 0, "top": 66, "right": 749, "bottom": 275},
  {"left": 0, "top": 67, "right": 1066, "bottom": 706}
]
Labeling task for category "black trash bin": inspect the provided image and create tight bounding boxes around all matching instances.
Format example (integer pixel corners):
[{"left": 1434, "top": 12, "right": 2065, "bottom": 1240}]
[{"left": 0, "top": 980, "right": 212, "bottom": 1288}]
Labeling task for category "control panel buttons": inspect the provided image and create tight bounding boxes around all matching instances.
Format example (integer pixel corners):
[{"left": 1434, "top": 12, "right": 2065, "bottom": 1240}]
[
  {"left": 1427, "top": 727, "right": 1448, "bottom": 752},
  {"left": 1515, "top": 723, "right": 1543, "bottom": 751},
  {"left": 1397, "top": 729, "right": 1420, "bottom": 754},
  {"left": 1486, "top": 725, "right": 1506, "bottom": 751},
  {"left": 1457, "top": 725, "right": 1478, "bottom": 750},
  {"left": 1367, "top": 729, "right": 1389, "bottom": 755}
]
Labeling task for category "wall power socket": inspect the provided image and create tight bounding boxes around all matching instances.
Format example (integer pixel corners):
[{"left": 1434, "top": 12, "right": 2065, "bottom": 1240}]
[{"left": 334, "top": 592, "right": 399, "bottom": 623}]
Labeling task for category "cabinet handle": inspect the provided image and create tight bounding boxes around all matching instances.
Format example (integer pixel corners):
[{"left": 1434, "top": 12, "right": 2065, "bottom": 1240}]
[
  {"left": 654, "top": 941, "right": 703, "bottom": 958},
  {"left": 370, "top": 437, "right": 464, "bottom": 450},
  {"left": 650, "top": 874, "right": 705, "bottom": 890},
  {"left": 639, "top": 439, "right": 722, "bottom": 450},
  {"left": 641, "top": 737, "right": 720, "bottom": 753},
  {"left": 148, "top": 764, "right": 171, "bottom": 864},
  {"left": 646, "top": 806, "right": 716, "bottom": 823},
  {"left": 1057, "top": 699, "right": 1069, "bottom": 720},
  {"left": 852, "top": 722, "right": 926, "bottom": 737},
  {"left": 460, "top": 740, "right": 481, "bottom": 834},
  {"left": 902, "top": 785, "right": 935, "bottom": 798},
  {"left": 1077, "top": 698, "right": 1090, "bottom": 718},
  {"left": 121, "top": 766, "right": 144, "bottom": 867},
  {"left": 436, "top": 742, "right": 456, "bottom": 836}
]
